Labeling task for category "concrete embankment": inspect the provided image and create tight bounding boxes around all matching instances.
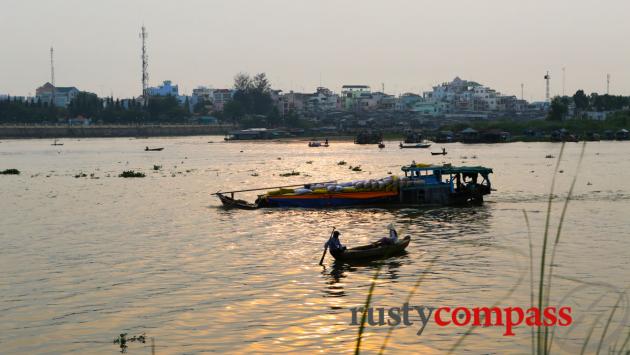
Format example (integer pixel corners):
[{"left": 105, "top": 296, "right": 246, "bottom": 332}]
[{"left": 0, "top": 124, "right": 233, "bottom": 138}]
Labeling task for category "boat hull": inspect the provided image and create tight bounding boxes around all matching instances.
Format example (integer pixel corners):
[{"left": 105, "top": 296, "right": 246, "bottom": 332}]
[
  {"left": 331, "top": 236, "right": 411, "bottom": 262},
  {"left": 264, "top": 191, "right": 398, "bottom": 208}
]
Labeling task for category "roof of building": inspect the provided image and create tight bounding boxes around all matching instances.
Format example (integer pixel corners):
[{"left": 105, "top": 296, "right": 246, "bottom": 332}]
[{"left": 36, "top": 82, "right": 79, "bottom": 93}]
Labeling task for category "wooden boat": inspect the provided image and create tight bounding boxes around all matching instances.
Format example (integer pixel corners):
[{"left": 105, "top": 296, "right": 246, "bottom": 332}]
[
  {"left": 308, "top": 141, "right": 329, "bottom": 147},
  {"left": 216, "top": 193, "right": 259, "bottom": 210},
  {"left": 331, "top": 236, "right": 411, "bottom": 262},
  {"left": 51, "top": 139, "right": 63, "bottom": 146},
  {"left": 399, "top": 143, "right": 431, "bottom": 149},
  {"left": 431, "top": 148, "right": 447, "bottom": 156},
  {"left": 145, "top": 147, "right": 164, "bottom": 151},
  {"left": 214, "top": 164, "right": 494, "bottom": 209},
  {"left": 378, "top": 143, "right": 385, "bottom": 149}
]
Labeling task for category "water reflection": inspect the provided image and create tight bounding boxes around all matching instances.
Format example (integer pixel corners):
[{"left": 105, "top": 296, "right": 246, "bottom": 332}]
[{"left": 1, "top": 138, "right": 629, "bottom": 353}]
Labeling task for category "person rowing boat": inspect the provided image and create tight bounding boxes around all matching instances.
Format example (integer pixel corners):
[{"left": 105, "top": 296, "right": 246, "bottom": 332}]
[{"left": 325, "top": 230, "right": 346, "bottom": 252}]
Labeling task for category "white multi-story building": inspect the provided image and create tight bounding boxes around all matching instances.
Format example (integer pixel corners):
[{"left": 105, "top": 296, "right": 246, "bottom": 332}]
[
  {"left": 147, "top": 80, "right": 179, "bottom": 96},
  {"left": 423, "top": 77, "right": 523, "bottom": 113},
  {"left": 35, "top": 82, "right": 80, "bottom": 107}
]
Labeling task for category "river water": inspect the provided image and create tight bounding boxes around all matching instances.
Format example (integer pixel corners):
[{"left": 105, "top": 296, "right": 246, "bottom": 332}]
[{"left": 1, "top": 137, "right": 628, "bottom": 354}]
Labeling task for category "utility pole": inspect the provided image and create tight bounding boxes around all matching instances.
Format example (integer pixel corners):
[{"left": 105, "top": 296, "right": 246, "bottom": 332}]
[
  {"left": 562, "top": 67, "right": 566, "bottom": 96},
  {"left": 140, "top": 25, "right": 149, "bottom": 106},
  {"left": 521, "top": 83, "right": 524, "bottom": 100},
  {"left": 544, "top": 71, "right": 551, "bottom": 102},
  {"left": 50, "top": 46, "right": 56, "bottom": 105},
  {"left": 607, "top": 73, "right": 610, "bottom": 95}
]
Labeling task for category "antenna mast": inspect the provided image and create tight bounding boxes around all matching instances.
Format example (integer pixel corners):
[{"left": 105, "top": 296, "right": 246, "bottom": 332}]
[
  {"left": 50, "top": 46, "right": 56, "bottom": 104},
  {"left": 544, "top": 71, "right": 551, "bottom": 102},
  {"left": 140, "top": 25, "right": 149, "bottom": 105},
  {"left": 606, "top": 73, "right": 610, "bottom": 95},
  {"left": 562, "top": 67, "right": 566, "bottom": 96}
]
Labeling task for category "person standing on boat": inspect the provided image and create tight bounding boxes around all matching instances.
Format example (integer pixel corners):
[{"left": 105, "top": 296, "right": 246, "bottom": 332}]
[
  {"left": 375, "top": 224, "right": 398, "bottom": 245},
  {"left": 325, "top": 231, "right": 346, "bottom": 252}
]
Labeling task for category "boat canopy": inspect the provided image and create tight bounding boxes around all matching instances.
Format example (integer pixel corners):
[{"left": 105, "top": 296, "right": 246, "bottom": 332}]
[{"left": 401, "top": 164, "right": 493, "bottom": 175}]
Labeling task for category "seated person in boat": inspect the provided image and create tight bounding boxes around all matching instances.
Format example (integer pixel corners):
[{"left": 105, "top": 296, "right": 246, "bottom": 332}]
[
  {"left": 325, "top": 231, "right": 346, "bottom": 252},
  {"left": 375, "top": 224, "right": 398, "bottom": 245}
]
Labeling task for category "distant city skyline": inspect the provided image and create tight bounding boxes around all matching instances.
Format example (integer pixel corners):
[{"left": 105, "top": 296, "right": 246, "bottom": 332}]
[{"left": 1, "top": 0, "right": 628, "bottom": 100}]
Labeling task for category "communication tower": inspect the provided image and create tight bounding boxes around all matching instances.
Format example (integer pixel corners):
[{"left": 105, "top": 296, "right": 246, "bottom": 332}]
[
  {"left": 140, "top": 26, "right": 149, "bottom": 105},
  {"left": 544, "top": 71, "right": 551, "bottom": 102}
]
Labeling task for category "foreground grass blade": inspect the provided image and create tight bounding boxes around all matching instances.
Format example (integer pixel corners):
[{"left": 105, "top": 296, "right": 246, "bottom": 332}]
[
  {"left": 523, "top": 210, "right": 536, "bottom": 355},
  {"left": 447, "top": 246, "right": 528, "bottom": 354},
  {"left": 355, "top": 265, "right": 383, "bottom": 355},
  {"left": 544, "top": 142, "right": 587, "bottom": 353},
  {"left": 378, "top": 257, "right": 438, "bottom": 355},
  {"left": 538, "top": 142, "right": 565, "bottom": 355},
  {"left": 595, "top": 292, "right": 624, "bottom": 355},
  {"left": 580, "top": 309, "right": 607, "bottom": 355}
]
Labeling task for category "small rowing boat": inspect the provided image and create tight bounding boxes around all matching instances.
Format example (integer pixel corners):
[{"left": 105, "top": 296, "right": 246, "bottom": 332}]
[
  {"left": 330, "top": 236, "right": 411, "bottom": 262},
  {"left": 399, "top": 143, "right": 431, "bottom": 149},
  {"left": 216, "top": 193, "right": 259, "bottom": 210},
  {"left": 431, "top": 148, "right": 447, "bottom": 156},
  {"left": 145, "top": 147, "right": 164, "bottom": 151}
]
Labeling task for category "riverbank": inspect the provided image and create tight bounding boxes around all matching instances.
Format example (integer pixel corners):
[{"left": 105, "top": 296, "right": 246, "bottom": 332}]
[{"left": 0, "top": 124, "right": 234, "bottom": 139}]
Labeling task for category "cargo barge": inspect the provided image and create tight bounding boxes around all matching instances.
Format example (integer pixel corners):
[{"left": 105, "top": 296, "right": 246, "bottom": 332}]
[{"left": 215, "top": 163, "right": 493, "bottom": 209}]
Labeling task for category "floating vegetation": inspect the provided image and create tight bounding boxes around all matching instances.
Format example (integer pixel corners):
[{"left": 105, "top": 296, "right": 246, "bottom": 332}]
[
  {"left": 251, "top": 172, "right": 259, "bottom": 177},
  {"left": 119, "top": 170, "right": 145, "bottom": 178},
  {"left": 306, "top": 161, "right": 313, "bottom": 164},
  {"left": 277, "top": 157, "right": 282, "bottom": 160},
  {"left": 1, "top": 168, "right": 20, "bottom": 175},
  {"left": 279, "top": 171, "right": 300, "bottom": 177},
  {"left": 113, "top": 333, "right": 146, "bottom": 353},
  {"left": 153, "top": 165, "right": 162, "bottom": 171},
  {"left": 337, "top": 161, "right": 347, "bottom": 166},
  {"left": 349, "top": 165, "right": 362, "bottom": 172},
  {"left": 74, "top": 172, "right": 87, "bottom": 178}
]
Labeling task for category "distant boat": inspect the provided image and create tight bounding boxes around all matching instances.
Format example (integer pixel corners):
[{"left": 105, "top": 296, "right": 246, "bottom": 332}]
[
  {"left": 145, "top": 147, "right": 164, "bottom": 151},
  {"left": 51, "top": 139, "right": 63, "bottom": 146},
  {"left": 399, "top": 143, "right": 430, "bottom": 149},
  {"left": 431, "top": 148, "right": 447, "bottom": 156},
  {"left": 309, "top": 141, "right": 329, "bottom": 147},
  {"left": 378, "top": 142, "right": 385, "bottom": 149}
]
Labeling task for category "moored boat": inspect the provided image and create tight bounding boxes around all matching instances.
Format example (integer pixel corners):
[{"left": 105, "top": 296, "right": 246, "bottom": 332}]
[
  {"left": 331, "top": 236, "right": 411, "bottom": 262},
  {"left": 400, "top": 143, "right": 431, "bottom": 149},
  {"left": 145, "top": 147, "right": 164, "bottom": 151}
]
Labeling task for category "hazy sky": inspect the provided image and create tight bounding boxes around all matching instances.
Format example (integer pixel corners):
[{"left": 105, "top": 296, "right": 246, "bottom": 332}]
[{"left": 1, "top": 0, "right": 629, "bottom": 101}]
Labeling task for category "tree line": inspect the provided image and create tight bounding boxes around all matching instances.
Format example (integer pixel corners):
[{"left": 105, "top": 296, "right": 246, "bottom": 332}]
[
  {"left": 0, "top": 72, "right": 313, "bottom": 128},
  {"left": 548, "top": 90, "right": 630, "bottom": 121}
]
